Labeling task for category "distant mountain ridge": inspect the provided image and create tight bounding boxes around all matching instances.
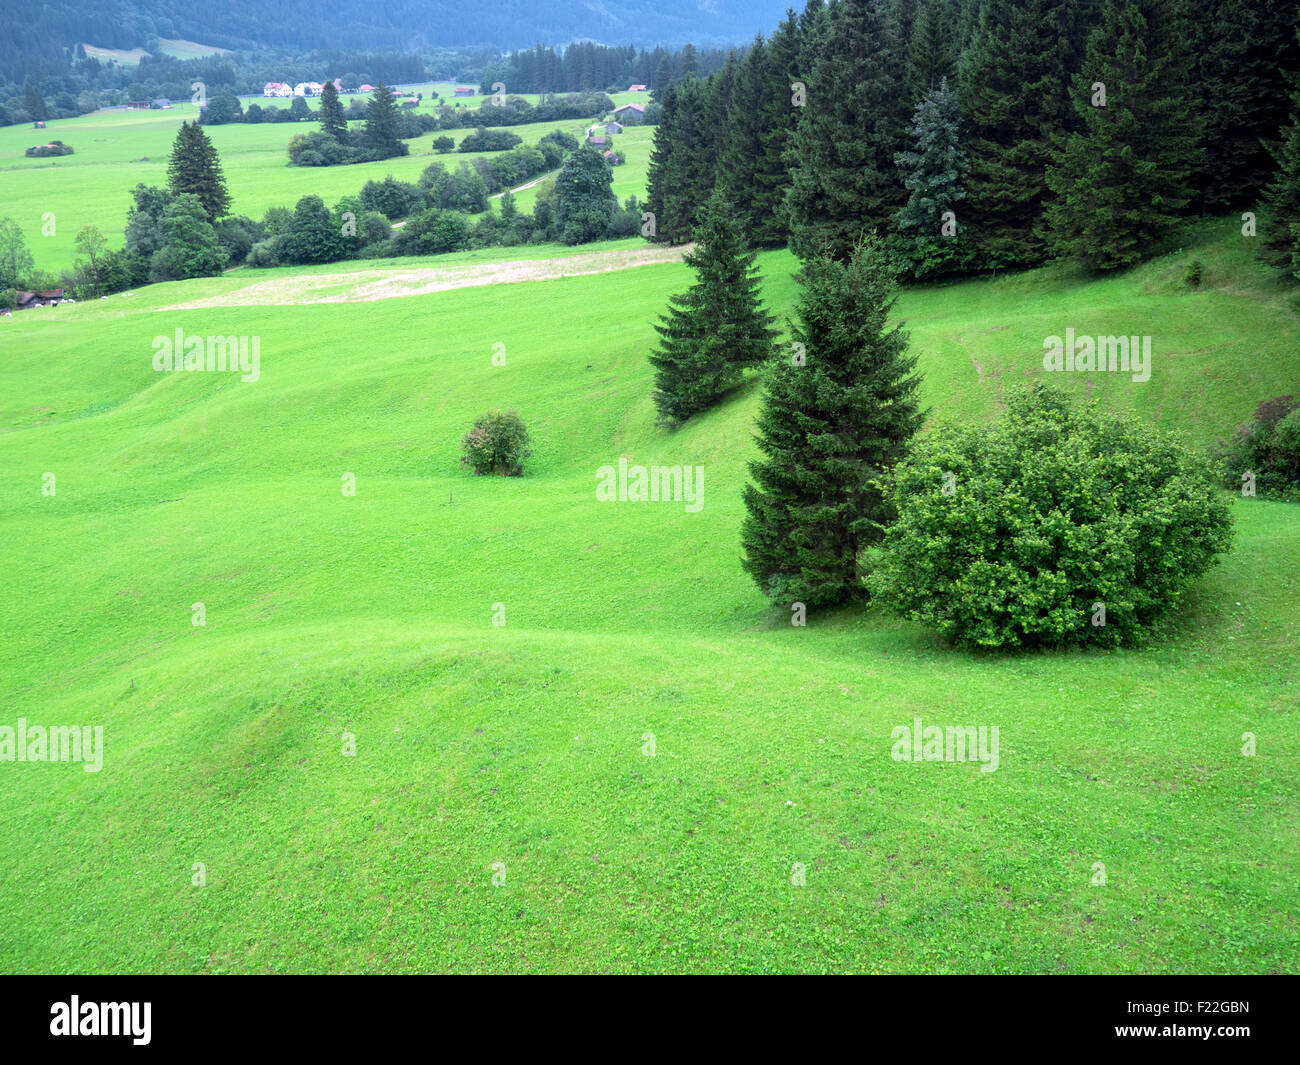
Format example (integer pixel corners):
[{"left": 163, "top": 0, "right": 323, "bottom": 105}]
[{"left": 3, "top": 0, "right": 791, "bottom": 57}]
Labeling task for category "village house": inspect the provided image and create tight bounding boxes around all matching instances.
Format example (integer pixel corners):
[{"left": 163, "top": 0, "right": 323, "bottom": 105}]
[
  {"left": 263, "top": 82, "right": 292, "bottom": 97},
  {"left": 611, "top": 102, "right": 645, "bottom": 124},
  {"left": 358, "top": 83, "right": 375, "bottom": 93},
  {"left": 604, "top": 121, "right": 624, "bottom": 134},
  {"left": 627, "top": 83, "right": 647, "bottom": 92},
  {"left": 587, "top": 133, "right": 608, "bottom": 148},
  {"left": 453, "top": 86, "right": 476, "bottom": 97}
]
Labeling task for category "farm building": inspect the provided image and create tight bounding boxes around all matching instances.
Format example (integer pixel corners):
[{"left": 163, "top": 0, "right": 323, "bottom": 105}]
[
  {"left": 149, "top": 99, "right": 171, "bottom": 109},
  {"left": 604, "top": 121, "right": 623, "bottom": 134},
  {"left": 453, "top": 86, "right": 476, "bottom": 97},
  {"left": 611, "top": 103, "right": 645, "bottom": 124},
  {"left": 359, "top": 84, "right": 375, "bottom": 93},
  {"left": 587, "top": 134, "right": 608, "bottom": 147},
  {"left": 627, "top": 83, "right": 647, "bottom": 92},
  {"left": 13, "top": 289, "right": 66, "bottom": 309}
]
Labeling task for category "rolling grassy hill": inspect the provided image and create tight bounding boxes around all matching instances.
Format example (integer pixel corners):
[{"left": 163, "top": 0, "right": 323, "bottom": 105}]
[
  {"left": 0, "top": 225, "right": 1296, "bottom": 973},
  {"left": 0, "top": 90, "right": 652, "bottom": 274}
]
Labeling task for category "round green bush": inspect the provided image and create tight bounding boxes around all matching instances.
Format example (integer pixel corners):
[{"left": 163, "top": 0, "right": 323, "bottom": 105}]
[
  {"left": 460, "top": 410, "right": 532, "bottom": 477},
  {"left": 869, "top": 385, "right": 1234, "bottom": 649}
]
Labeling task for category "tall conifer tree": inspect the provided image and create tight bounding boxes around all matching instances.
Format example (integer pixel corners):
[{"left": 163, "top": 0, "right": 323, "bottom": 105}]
[
  {"left": 1044, "top": 0, "right": 1202, "bottom": 271},
  {"left": 741, "top": 238, "right": 924, "bottom": 606},
  {"left": 364, "top": 82, "right": 403, "bottom": 157},
  {"left": 318, "top": 80, "right": 348, "bottom": 141},
  {"left": 1259, "top": 68, "right": 1300, "bottom": 279},
  {"left": 649, "top": 190, "right": 777, "bottom": 426},
  {"left": 1192, "top": 0, "right": 1300, "bottom": 211},
  {"left": 959, "top": 0, "right": 1076, "bottom": 268},
  {"left": 890, "top": 77, "right": 972, "bottom": 279},
  {"left": 749, "top": 11, "right": 803, "bottom": 248},
  {"left": 166, "top": 121, "right": 230, "bottom": 222},
  {"left": 786, "top": 0, "right": 910, "bottom": 261},
  {"left": 720, "top": 39, "right": 767, "bottom": 242}
]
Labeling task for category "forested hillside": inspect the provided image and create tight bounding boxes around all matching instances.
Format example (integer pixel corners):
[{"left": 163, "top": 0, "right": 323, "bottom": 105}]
[{"left": 0, "top": 0, "right": 789, "bottom": 85}]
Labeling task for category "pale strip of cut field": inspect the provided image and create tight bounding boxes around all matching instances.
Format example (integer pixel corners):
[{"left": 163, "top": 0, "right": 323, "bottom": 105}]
[{"left": 162, "top": 244, "right": 693, "bottom": 310}]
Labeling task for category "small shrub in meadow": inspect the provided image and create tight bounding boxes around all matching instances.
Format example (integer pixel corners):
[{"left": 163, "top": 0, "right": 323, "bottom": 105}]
[
  {"left": 1212, "top": 395, "right": 1300, "bottom": 497},
  {"left": 460, "top": 410, "right": 532, "bottom": 477},
  {"left": 869, "top": 384, "right": 1234, "bottom": 649}
]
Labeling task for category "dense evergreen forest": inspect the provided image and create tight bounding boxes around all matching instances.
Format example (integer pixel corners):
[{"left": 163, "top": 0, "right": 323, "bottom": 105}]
[{"left": 644, "top": 0, "right": 1300, "bottom": 278}]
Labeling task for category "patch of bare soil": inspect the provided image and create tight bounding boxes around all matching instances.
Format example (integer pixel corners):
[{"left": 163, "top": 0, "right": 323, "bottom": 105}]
[{"left": 162, "top": 245, "right": 692, "bottom": 310}]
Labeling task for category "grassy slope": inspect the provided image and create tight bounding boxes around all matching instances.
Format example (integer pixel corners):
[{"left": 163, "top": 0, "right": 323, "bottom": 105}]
[
  {"left": 0, "top": 226, "right": 1296, "bottom": 974},
  {"left": 0, "top": 88, "right": 648, "bottom": 274}
]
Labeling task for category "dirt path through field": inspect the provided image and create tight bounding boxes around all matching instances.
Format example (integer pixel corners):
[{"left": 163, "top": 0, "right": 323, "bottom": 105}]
[{"left": 163, "top": 244, "right": 691, "bottom": 309}]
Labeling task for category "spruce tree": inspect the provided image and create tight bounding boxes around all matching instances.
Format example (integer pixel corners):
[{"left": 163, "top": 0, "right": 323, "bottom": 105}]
[
  {"left": 741, "top": 237, "right": 924, "bottom": 606},
  {"left": 166, "top": 121, "right": 230, "bottom": 222},
  {"left": 1192, "top": 0, "right": 1300, "bottom": 211},
  {"left": 890, "top": 77, "right": 972, "bottom": 279},
  {"left": 1044, "top": 0, "right": 1202, "bottom": 272},
  {"left": 364, "top": 82, "right": 403, "bottom": 157},
  {"left": 705, "top": 53, "right": 738, "bottom": 176},
  {"left": 719, "top": 36, "right": 768, "bottom": 244},
  {"left": 651, "top": 55, "right": 674, "bottom": 101},
  {"left": 959, "top": 0, "right": 1077, "bottom": 268},
  {"left": 785, "top": 0, "right": 910, "bottom": 261},
  {"left": 649, "top": 189, "right": 778, "bottom": 427},
  {"left": 1259, "top": 72, "right": 1300, "bottom": 279},
  {"left": 904, "top": 0, "right": 958, "bottom": 105},
  {"left": 22, "top": 79, "right": 47, "bottom": 122},
  {"left": 655, "top": 76, "right": 711, "bottom": 243},
  {"left": 748, "top": 11, "right": 802, "bottom": 248},
  {"left": 318, "top": 81, "right": 348, "bottom": 141},
  {"left": 679, "top": 44, "right": 700, "bottom": 78},
  {"left": 644, "top": 82, "right": 679, "bottom": 242}
]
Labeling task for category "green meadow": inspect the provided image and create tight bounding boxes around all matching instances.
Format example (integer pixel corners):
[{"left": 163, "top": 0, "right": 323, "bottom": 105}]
[
  {"left": 0, "top": 88, "right": 652, "bottom": 274},
  {"left": 0, "top": 216, "right": 1296, "bottom": 973}
]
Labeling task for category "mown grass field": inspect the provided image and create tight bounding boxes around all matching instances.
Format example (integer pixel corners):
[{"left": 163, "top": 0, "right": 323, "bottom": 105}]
[
  {"left": 0, "top": 221, "right": 1296, "bottom": 973},
  {"left": 0, "top": 87, "right": 652, "bottom": 273},
  {"left": 81, "top": 39, "right": 232, "bottom": 64}
]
